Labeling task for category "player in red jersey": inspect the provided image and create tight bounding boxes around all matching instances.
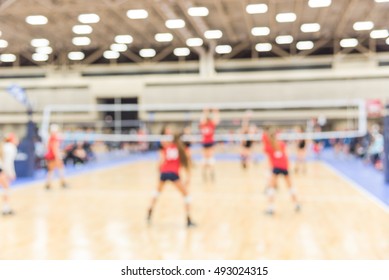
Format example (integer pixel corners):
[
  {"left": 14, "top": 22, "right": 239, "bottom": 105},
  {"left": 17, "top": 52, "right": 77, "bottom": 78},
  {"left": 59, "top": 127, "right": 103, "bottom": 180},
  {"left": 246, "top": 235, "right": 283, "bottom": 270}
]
[
  {"left": 263, "top": 129, "right": 300, "bottom": 215},
  {"left": 147, "top": 126, "right": 195, "bottom": 227},
  {"left": 44, "top": 124, "right": 68, "bottom": 190},
  {"left": 199, "top": 108, "right": 219, "bottom": 182}
]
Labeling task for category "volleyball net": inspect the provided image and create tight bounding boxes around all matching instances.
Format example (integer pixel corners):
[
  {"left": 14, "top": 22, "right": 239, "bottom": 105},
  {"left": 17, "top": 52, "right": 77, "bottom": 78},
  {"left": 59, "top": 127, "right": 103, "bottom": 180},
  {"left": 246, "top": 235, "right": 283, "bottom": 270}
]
[{"left": 39, "top": 99, "right": 367, "bottom": 145}]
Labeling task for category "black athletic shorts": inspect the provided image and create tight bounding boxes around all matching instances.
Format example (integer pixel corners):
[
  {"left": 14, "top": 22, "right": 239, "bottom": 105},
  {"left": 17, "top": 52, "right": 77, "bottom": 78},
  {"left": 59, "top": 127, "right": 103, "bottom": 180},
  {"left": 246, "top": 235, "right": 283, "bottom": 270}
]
[
  {"left": 273, "top": 168, "right": 289, "bottom": 176},
  {"left": 243, "top": 140, "right": 253, "bottom": 148},
  {"left": 160, "top": 172, "right": 180, "bottom": 182},
  {"left": 202, "top": 142, "right": 214, "bottom": 148},
  {"left": 298, "top": 140, "right": 306, "bottom": 150}
]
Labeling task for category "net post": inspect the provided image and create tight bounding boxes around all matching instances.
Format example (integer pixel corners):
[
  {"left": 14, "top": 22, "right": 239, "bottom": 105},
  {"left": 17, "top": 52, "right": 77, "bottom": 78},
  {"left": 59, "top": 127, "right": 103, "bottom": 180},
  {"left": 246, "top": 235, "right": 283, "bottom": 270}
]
[{"left": 384, "top": 103, "right": 389, "bottom": 184}]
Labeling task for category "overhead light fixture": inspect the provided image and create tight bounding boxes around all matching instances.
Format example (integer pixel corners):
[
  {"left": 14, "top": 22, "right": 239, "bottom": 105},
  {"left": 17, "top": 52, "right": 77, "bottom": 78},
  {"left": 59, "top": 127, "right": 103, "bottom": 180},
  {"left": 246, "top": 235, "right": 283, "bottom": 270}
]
[
  {"left": 174, "top": 47, "right": 190, "bottom": 56},
  {"left": 386, "top": 37, "right": 389, "bottom": 44},
  {"left": 246, "top": 4, "right": 268, "bottom": 14},
  {"left": 376, "top": 0, "right": 389, "bottom": 2},
  {"left": 127, "top": 9, "right": 148, "bottom": 19},
  {"left": 78, "top": 13, "right": 100, "bottom": 23},
  {"left": 155, "top": 33, "right": 174, "bottom": 42},
  {"left": 204, "top": 30, "right": 223, "bottom": 39},
  {"left": 103, "top": 50, "right": 120, "bottom": 59},
  {"left": 308, "top": 0, "right": 332, "bottom": 8},
  {"left": 36, "top": 46, "right": 53, "bottom": 54},
  {"left": 72, "top": 25, "right": 93, "bottom": 35},
  {"left": 296, "top": 41, "right": 314, "bottom": 50},
  {"left": 165, "top": 19, "right": 185, "bottom": 29},
  {"left": 72, "top": 37, "right": 91, "bottom": 46},
  {"left": 114, "top": 35, "right": 133, "bottom": 44},
  {"left": 215, "top": 45, "right": 232, "bottom": 54},
  {"left": 139, "top": 48, "right": 156, "bottom": 58},
  {"left": 32, "top": 53, "right": 49, "bottom": 62},
  {"left": 186, "top": 38, "right": 203, "bottom": 47},
  {"left": 370, "top": 29, "right": 389, "bottom": 39},
  {"left": 110, "top": 43, "right": 127, "bottom": 52},
  {"left": 301, "top": 23, "right": 321, "bottom": 33},
  {"left": 276, "top": 35, "right": 294, "bottom": 44},
  {"left": 255, "top": 43, "right": 272, "bottom": 52},
  {"left": 0, "top": 53, "right": 16, "bottom": 62},
  {"left": 340, "top": 38, "right": 358, "bottom": 48},
  {"left": 353, "top": 21, "right": 374, "bottom": 31},
  {"left": 276, "top": 13, "right": 297, "bottom": 23},
  {"left": 68, "top": 51, "right": 85, "bottom": 61},
  {"left": 188, "top": 7, "right": 209, "bottom": 17},
  {"left": 26, "top": 15, "right": 48, "bottom": 25},
  {"left": 31, "top": 38, "right": 50, "bottom": 47},
  {"left": 0, "top": 39, "right": 8, "bottom": 48},
  {"left": 251, "top": 27, "right": 270, "bottom": 36}
]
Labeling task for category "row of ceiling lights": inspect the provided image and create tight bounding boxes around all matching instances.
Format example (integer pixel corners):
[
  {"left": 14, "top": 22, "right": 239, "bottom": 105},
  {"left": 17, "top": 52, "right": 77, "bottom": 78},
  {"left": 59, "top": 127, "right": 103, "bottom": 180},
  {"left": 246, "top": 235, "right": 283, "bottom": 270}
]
[{"left": 1, "top": 0, "right": 389, "bottom": 62}]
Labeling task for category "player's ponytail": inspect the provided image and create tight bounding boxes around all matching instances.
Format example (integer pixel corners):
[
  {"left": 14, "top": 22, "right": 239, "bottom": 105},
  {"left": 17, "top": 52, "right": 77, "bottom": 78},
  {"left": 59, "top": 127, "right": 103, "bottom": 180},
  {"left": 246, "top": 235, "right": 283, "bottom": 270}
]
[{"left": 173, "top": 133, "right": 191, "bottom": 170}]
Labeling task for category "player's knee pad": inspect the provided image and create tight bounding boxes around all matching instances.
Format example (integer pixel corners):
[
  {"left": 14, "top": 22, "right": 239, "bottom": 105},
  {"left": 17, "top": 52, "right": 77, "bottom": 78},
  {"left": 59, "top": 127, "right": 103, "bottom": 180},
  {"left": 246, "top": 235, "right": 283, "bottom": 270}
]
[
  {"left": 267, "top": 187, "right": 275, "bottom": 197},
  {"left": 184, "top": 196, "right": 192, "bottom": 204},
  {"left": 152, "top": 191, "right": 161, "bottom": 198},
  {"left": 208, "top": 157, "right": 215, "bottom": 166},
  {"left": 289, "top": 188, "right": 297, "bottom": 196}
]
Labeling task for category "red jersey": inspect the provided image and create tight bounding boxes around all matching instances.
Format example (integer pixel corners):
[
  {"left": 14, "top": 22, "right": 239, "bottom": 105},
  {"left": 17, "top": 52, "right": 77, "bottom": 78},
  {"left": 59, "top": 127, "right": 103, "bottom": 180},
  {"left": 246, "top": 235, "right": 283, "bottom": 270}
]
[
  {"left": 200, "top": 121, "right": 216, "bottom": 144},
  {"left": 264, "top": 140, "right": 289, "bottom": 170},
  {"left": 160, "top": 143, "right": 180, "bottom": 174},
  {"left": 45, "top": 133, "right": 60, "bottom": 160}
]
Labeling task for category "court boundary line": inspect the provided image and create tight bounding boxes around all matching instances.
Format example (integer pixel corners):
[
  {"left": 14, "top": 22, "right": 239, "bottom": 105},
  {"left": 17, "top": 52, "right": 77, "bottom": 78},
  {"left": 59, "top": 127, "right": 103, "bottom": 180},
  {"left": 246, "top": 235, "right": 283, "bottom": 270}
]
[{"left": 323, "top": 162, "right": 389, "bottom": 215}]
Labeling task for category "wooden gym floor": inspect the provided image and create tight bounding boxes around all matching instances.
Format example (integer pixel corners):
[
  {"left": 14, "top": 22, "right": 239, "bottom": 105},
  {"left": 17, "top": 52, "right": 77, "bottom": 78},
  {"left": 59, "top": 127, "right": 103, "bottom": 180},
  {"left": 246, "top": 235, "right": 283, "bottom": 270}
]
[{"left": 1, "top": 158, "right": 389, "bottom": 260}]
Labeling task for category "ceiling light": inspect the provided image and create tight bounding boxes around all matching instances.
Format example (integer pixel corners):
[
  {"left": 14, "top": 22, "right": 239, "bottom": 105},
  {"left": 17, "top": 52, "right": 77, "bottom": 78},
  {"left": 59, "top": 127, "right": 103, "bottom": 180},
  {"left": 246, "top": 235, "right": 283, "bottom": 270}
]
[
  {"left": 36, "top": 46, "right": 53, "bottom": 54},
  {"left": 370, "top": 29, "right": 389, "bottom": 39},
  {"left": 204, "top": 30, "right": 223, "bottom": 39},
  {"left": 340, "top": 38, "right": 358, "bottom": 48},
  {"left": 72, "top": 25, "right": 93, "bottom": 35},
  {"left": 308, "top": 0, "right": 332, "bottom": 8},
  {"left": 186, "top": 38, "right": 203, "bottom": 47},
  {"left": 376, "top": 0, "right": 389, "bottom": 2},
  {"left": 246, "top": 4, "right": 268, "bottom": 14},
  {"left": 0, "top": 39, "right": 8, "bottom": 48},
  {"left": 255, "top": 43, "right": 272, "bottom": 52},
  {"left": 353, "top": 21, "right": 374, "bottom": 31},
  {"left": 251, "top": 27, "right": 270, "bottom": 36},
  {"left": 301, "top": 23, "right": 321, "bottom": 33},
  {"left": 127, "top": 9, "right": 148, "bottom": 19},
  {"left": 276, "top": 35, "right": 294, "bottom": 44},
  {"left": 188, "top": 7, "right": 209, "bottom": 17},
  {"left": 139, "top": 48, "right": 156, "bottom": 58},
  {"left": 155, "top": 33, "right": 174, "bottom": 42},
  {"left": 78, "top": 14, "right": 100, "bottom": 23},
  {"left": 296, "top": 41, "right": 314, "bottom": 50},
  {"left": 386, "top": 37, "right": 389, "bottom": 44},
  {"left": 114, "top": 35, "right": 133, "bottom": 44},
  {"left": 215, "top": 45, "right": 232, "bottom": 54},
  {"left": 72, "top": 37, "right": 91, "bottom": 46},
  {"left": 174, "top": 47, "right": 190, "bottom": 56},
  {"left": 32, "top": 53, "right": 49, "bottom": 62},
  {"left": 0, "top": 53, "right": 16, "bottom": 62},
  {"left": 276, "top": 13, "right": 297, "bottom": 23},
  {"left": 68, "top": 51, "right": 85, "bottom": 61},
  {"left": 26, "top": 15, "right": 48, "bottom": 25},
  {"left": 165, "top": 19, "right": 185, "bottom": 29},
  {"left": 31, "top": 38, "right": 50, "bottom": 47},
  {"left": 103, "top": 50, "right": 120, "bottom": 59},
  {"left": 110, "top": 43, "right": 127, "bottom": 52}
]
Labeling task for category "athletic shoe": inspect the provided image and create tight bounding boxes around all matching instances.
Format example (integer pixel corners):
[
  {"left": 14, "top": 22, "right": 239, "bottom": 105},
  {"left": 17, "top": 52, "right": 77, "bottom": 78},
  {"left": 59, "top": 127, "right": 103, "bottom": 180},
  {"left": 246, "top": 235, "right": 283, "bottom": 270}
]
[
  {"left": 187, "top": 217, "right": 196, "bottom": 227},
  {"left": 2, "top": 209, "right": 14, "bottom": 216},
  {"left": 147, "top": 209, "right": 153, "bottom": 224},
  {"left": 295, "top": 204, "right": 301, "bottom": 212},
  {"left": 62, "top": 183, "right": 69, "bottom": 189},
  {"left": 264, "top": 209, "right": 274, "bottom": 216},
  {"left": 45, "top": 184, "right": 51, "bottom": 191}
]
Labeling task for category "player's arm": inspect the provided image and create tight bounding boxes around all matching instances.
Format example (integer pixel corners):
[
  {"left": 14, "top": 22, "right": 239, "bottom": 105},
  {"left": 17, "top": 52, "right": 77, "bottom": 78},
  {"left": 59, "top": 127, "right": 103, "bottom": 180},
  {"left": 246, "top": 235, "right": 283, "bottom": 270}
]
[
  {"left": 212, "top": 108, "right": 220, "bottom": 126},
  {"left": 200, "top": 108, "right": 209, "bottom": 125}
]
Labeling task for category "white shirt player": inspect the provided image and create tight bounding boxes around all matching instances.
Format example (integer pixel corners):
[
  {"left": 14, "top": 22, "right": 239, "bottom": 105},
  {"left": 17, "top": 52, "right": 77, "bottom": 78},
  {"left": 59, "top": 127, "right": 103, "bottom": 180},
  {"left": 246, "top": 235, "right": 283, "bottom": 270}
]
[{"left": 2, "top": 142, "right": 17, "bottom": 179}]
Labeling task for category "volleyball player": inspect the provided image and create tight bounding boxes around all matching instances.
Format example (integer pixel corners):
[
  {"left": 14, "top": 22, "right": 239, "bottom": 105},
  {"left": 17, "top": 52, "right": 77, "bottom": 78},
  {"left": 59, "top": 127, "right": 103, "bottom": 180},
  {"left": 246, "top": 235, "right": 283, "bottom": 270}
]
[
  {"left": 263, "top": 129, "right": 300, "bottom": 215},
  {"left": 199, "top": 108, "right": 219, "bottom": 182},
  {"left": 0, "top": 134, "right": 15, "bottom": 215},
  {"left": 294, "top": 127, "right": 307, "bottom": 174},
  {"left": 240, "top": 112, "right": 254, "bottom": 169},
  {"left": 147, "top": 126, "right": 195, "bottom": 227},
  {"left": 44, "top": 124, "right": 68, "bottom": 190}
]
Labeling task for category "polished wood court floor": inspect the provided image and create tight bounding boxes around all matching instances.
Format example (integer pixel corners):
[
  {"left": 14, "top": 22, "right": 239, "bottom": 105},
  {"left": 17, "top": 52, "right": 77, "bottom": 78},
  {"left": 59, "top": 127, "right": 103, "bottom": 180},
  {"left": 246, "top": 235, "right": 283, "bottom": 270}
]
[{"left": 1, "top": 159, "right": 389, "bottom": 260}]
